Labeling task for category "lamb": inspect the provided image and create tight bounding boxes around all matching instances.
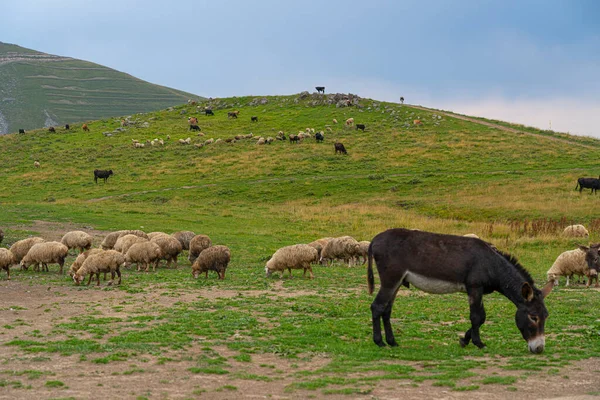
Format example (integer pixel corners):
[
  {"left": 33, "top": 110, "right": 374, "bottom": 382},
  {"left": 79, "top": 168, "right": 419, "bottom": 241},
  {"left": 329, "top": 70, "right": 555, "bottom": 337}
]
[
  {"left": 547, "top": 245, "right": 600, "bottom": 287},
  {"left": 192, "top": 245, "right": 231, "bottom": 279},
  {"left": 345, "top": 118, "right": 354, "bottom": 127},
  {"left": 563, "top": 224, "right": 589, "bottom": 238},
  {"left": 188, "top": 234, "right": 212, "bottom": 264},
  {"left": 265, "top": 244, "right": 318, "bottom": 279},
  {"left": 0, "top": 248, "right": 15, "bottom": 280},
  {"left": 68, "top": 248, "right": 104, "bottom": 277},
  {"left": 151, "top": 235, "right": 182, "bottom": 268},
  {"left": 20, "top": 241, "right": 69, "bottom": 274},
  {"left": 34, "top": 161, "right": 40, "bottom": 168},
  {"left": 124, "top": 241, "right": 162, "bottom": 272},
  {"left": 114, "top": 234, "right": 149, "bottom": 254},
  {"left": 100, "top": 230, "right": 148, "bottom": 249},
  {"left": 319, "top": 236, "right": 361, "bottom": 267},
  {"left": 10, "top": 237, "right": 46, "bottom": 263},
  {"left": 60, "top": 231, "right": 93, "bottom": 253},
  {"left": 73, "top": 250, "right": 125, "bottom": 286},
  {"left": 171, "top": 231, "right": 196, "bottom": 250}
]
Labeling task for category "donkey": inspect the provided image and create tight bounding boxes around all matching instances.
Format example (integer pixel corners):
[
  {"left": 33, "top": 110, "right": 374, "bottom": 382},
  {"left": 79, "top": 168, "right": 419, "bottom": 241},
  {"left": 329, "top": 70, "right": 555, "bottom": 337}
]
[{"left": 368, "top": 229, "right": 553, "bottom": 353}]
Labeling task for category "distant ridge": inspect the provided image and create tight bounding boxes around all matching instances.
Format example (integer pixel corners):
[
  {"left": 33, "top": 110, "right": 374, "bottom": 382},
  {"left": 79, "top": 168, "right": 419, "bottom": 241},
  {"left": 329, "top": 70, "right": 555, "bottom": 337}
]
[{"left": 0, "top": 42, "right": 202, "bottom": 134}]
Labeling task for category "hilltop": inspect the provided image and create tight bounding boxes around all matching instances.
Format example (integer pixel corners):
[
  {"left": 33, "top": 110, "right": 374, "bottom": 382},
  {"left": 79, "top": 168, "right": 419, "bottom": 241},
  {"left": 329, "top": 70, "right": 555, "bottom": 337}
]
[{"left": 0, "top": 42, "right": 202, "bottom": 134}]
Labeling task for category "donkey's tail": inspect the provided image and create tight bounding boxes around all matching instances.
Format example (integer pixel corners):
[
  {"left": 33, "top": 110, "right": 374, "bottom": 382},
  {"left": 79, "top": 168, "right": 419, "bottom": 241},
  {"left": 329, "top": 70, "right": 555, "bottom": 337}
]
[
  {"left": 367, "top": 242, "right": 375, "bottom": 294},
  {"left": 575, "top": 181, "right": 580, "bottom": 191}
]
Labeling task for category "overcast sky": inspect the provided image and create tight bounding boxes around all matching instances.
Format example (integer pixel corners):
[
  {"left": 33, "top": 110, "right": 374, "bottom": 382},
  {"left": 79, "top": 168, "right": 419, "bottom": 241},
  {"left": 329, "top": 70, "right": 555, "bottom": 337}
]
[{"left": 2, "top": 0, "right": 599, "bottom": 137}]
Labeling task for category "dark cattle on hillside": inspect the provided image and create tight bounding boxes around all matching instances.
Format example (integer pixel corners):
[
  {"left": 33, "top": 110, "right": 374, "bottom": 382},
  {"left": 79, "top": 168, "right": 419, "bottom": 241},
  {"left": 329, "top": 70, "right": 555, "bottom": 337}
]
[
  {"left": 94, "top": 169, "right": 113, "bottom": 184},
  {"left": 334, "top": 142, "right": 347, "bottom": 155},
  {"left": 18, "top": 129, "right": 25, "bottom": 134},
  {"left": 48, "top": 127, "right": 55, "bottom": 133},
  {"left": 65, "top": 124, "right": 70, "bottom": 130},
  {"left": 189, "top": 125, "right": 201, "bottom": 131},
  {"left": 227, "top": 112, "right": 238, "bottom": 119},
  {"left": 575, "top": 177, "right": 600, "bottom": 194},
  {"left": 205, "top": 109, "right": 214, "bottom": 116},
  {"left": 289, "top": 134, "right": 300, "bottom": 143},
  {"left": 251, "top": 116, "right": 258, "bottom": 122},
  {"left": 315, "top": 86, "right": 325, "bottom": 94},
  {"left": 315, "top": 132, "right": 324, "bottom": 142},
  {"left": 356, "top": 124, "right": 366, "bottom": 131}
]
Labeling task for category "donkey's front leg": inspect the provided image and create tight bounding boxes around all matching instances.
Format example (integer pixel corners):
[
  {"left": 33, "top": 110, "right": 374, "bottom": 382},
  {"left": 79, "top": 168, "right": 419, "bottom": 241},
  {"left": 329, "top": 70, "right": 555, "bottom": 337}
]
[{"left": 461, "top": 289, "right": 487, "bottom": 349}]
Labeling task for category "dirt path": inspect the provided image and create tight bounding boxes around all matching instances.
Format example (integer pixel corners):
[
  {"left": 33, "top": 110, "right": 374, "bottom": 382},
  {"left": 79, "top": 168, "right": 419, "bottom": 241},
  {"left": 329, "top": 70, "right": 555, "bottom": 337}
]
[{"left": 407, "top": 105, "right": 599, "bottom": 150}]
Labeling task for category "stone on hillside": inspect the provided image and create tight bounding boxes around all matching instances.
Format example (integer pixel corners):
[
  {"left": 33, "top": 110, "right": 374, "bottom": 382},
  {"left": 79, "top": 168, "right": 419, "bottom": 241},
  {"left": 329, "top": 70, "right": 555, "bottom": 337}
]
[
  {"left": 141, "top": 122, "right": 150, "bottom": 128},
  {"left": 180, "top": 109, "right": 187, "bottom": 114},
  {"left": 298, "top": 91, "right": 310, "bottom": 100}
]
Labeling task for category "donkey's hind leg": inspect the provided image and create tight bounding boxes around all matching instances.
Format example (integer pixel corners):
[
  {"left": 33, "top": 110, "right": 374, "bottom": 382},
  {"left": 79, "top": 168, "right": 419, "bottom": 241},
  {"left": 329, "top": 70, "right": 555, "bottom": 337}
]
[{"left": 371, "top": 286, "right": 401, "bottom": 347}]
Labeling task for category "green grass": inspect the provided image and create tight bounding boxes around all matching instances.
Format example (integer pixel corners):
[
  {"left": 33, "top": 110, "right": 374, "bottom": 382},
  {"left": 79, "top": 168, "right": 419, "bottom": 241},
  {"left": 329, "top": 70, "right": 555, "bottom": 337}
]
[{"left": 0, "top": 93, "right": 599, "bottom": 395}]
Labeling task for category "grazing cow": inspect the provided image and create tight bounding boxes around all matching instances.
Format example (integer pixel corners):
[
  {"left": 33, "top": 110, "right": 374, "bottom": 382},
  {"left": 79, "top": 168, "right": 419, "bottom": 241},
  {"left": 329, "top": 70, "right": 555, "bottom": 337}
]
[
  {"left": 400, "top": 96, "right": 404, "bottom": 104},
  {"left": 575, "top": 177, "right": 600, "bottom": 194},
  {"left": 94, "top": 169, "right": 114, "bottom": 184},
  {"left": 205, "top": 109, "right": 214, "bottom": 116},
  {"left": 65, "top": 124, "right": 70, "bottom": 130},
  {"left": 315, "top": 132, "right": 324, "bottom": 143},
  {"left": 334, "top": 142, "right": 347, "bottom": 155},
  {"left": 228, "top": 112, "right": 238, "bottom": 119},
  {"left": 413, "top": 120, "right": 422, "bottom": 125},
  {"left": 315, "top": 86, "right": 325, "bottom": 94},
  {"left": 18, "top": 129, "right": 25, "bottom": 134},
  {"left": 356, "top": 124, "right": 366, "bottom": 131},
  {"left": 189, "top": 125, "right": 201, "bottom": 131},
  {"left": 346, "top": 118, "right": 354, "bottom": 127},
  {"left": 251, "top": 116, "right": 258, "bottom": 122},
  {"left": 48, "top": 127, "right": 56, "bottom": 133},
  {"left": 289, "top": 134, "right": 300, "bottom": 143},
  {"left": 82, "top": 124, "right": 89, "bottom": 132},
  {"left": 368, "top": 229, "right": 553, "bottom": 353}
]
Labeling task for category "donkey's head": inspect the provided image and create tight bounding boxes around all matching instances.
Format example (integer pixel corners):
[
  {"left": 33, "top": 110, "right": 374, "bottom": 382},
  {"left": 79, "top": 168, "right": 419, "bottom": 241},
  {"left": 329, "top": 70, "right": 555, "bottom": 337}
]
[
  {"left": 578, "top": 243, "right": 600, "bottom": 275},
  {"left": 515, "top": 281, "right": 553, "bottom": 354}
]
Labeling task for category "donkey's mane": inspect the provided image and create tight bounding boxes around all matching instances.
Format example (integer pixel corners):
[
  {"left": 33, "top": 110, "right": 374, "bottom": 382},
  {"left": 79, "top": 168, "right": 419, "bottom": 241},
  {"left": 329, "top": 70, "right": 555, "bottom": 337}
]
[{"left": 493, "top": 248, "right": 534, "bottom": 284}]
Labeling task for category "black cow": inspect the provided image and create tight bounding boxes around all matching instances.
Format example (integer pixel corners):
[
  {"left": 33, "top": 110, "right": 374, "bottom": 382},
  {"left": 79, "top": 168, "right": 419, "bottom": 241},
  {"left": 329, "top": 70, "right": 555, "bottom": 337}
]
[
  {"left": 400, "top": 96, "right": 404, "bottom": 104},
  {"left": 356, "top": 124, "right": 366, "bottom": 131},
  {"left": 94, "top": 169, "right": 114, "bottom": 184},
  {"left": 251, "top": 116, "right": 258, "bottom": 122},
  {"left": 315, "top": 86, "right": 325, "bottom": 94},
  {"left": 228, "top": 112, "right": 238, "bottom": 119},
  {"left": 65, "top": 124, "right": 70, "bottom": 130},
  {"left": 315, "top": 132, "right": 324, "bottom": 143},
  {"left": 48, "top": 127, "right": 56, "bottom": 133},
  {"left": 289, "top": 135, "right": 300, "bottom": 143},
  {"left": 18, "top": 129, "right": 25, "bottom": 134},
  {"left": 189, "top": 125, "right": 201, "bottom": 131},
  {"left": 334, "top": 142, "right": 347, "bottom": 155},
  {"left": 575, "top": 176, "right": 600, "bottom": 194},
  {"left": 205, "top": 109, "right": 214, "bottom": 116}
]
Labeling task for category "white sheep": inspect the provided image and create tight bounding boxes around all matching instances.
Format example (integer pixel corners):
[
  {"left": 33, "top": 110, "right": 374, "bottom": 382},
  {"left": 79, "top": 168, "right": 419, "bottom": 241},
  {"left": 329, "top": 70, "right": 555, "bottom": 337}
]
[
  {"left": 356, "top": 240, "right": 371, "bottom": 264},
  {"left": 0, "top": 248, "right": 16, "bottom": 280},
  {"left": 124, "top": 241, "right": 162, "bottom": 272},
  {"left": 333, "top": 119, "right": 338, "bottom": 124},
  {"left": 205, "top": 138, "right": 214, "bottom": 145},
  {"left": 151, "top": 235, "right": 182, "bottom": 268},
  {"left": 68, "top": 248, "right": 104, "bottom": 277},
  {"left": 34, "top": 161, "right": 41, "bottom": 168},
  {"left": 257, "top": 137, "right": 266, "bottom": 145},
  {"left": 114, "top": 234, "right": 148, "bottom": 254},
  {"left": 265, "top": 244, "right": 318, "bottom": 279},
  {"left": 188, "top": 234, "right": 212, "bottom": 264},
  {"left": 547, "top": 245, "right": 600, "bottom": 287},
  {"left": 134, "top": 142, "right": 145, "bottom": 148},
  {"left": 345, "top": 118, "right": 354, "bottom": 126},
  {"left": 320, "top": 236, "right": 361, "bottom": 267},
  {"left": 10, "top": 237, "right": 46, "bottom": 263},
  {"left": 60, "top": 231, "right": 93, "bottom": 253},
  {"left": 171, "top": 231, "right": 196, "bottom": 250},
  {"left": 562, "top": 224, "right": 589, "bottom": 238},
  {"left": 73, "top": 250, "right": 125, "bottom": 286},
  {"left": 20, "top": 241, "right": 69, "bottom": 274}
]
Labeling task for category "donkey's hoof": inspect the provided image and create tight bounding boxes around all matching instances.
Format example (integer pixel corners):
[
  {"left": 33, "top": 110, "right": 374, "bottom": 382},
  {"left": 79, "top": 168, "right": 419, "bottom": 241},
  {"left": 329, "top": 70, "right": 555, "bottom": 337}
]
[
  {"left": 475, "top": 342, "right": 487, "bottom": 349},
  {"left": 374, "top": 340, "right": 386, "bottom": 348},
  {"left": 459, "top": 337, "right": 468, "bottom": 348},
  {"left": 386, "top": 339, "right": 398, "bottom": 347}
]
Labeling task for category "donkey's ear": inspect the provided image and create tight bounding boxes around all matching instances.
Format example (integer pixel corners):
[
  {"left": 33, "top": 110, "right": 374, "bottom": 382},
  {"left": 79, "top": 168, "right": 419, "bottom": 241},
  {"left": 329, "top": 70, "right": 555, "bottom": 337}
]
[
  {"left": 521, "top": 282, "right": 534, "bottom": 302},
  {"left": 540, "top": 280, "right": 553, "bottom": 298}
]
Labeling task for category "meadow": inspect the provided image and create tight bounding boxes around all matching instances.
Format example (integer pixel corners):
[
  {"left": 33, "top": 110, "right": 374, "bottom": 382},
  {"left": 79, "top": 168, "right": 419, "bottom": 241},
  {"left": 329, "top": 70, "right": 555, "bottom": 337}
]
[{"left": 0, "top": 93, "right": 599, "bottom": 399}]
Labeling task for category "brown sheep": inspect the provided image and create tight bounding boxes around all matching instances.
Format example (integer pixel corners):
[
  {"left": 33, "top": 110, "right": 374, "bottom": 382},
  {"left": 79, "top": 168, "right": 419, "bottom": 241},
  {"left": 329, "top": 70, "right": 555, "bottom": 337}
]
[
  {"left": 114, "top": 234, "right": 149, "bottom": 254},
  {"left": 265, "top": 244, "right": 318, "bottom": 279},
  {"left": 100, "top": 230, "right": 148, "bottom": 249},
  {"left": 188, "top": 234, "right": 212, "bottom": 264},
  {"left": 192, "top": 245, "right": 231, "bottom": 279},
  {"left": 68, "top": 248, "right": 104, "bottom": 277},
  {"left": 171, "top": 231, "right": 196, "bottom": 250},
  {"left": 151, "top": 235, "right": 182, "bottom": 268}
]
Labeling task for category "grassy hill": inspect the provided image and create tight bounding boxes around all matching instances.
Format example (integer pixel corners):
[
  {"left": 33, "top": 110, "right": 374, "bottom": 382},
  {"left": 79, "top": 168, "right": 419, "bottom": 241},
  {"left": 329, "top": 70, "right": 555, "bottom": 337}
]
[
  {"left": 0, "top": 42, "right": 202, "bottom": 134},
  {"left": 0, "top": 93, "right": 599, "bottom": 397}
]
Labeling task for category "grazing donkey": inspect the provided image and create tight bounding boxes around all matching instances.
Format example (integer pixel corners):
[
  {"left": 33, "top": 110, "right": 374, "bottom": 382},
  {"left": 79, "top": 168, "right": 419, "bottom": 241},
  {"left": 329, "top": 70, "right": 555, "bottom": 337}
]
[{"left": 368, "top": 229, "right": 553, "bottom": 353}]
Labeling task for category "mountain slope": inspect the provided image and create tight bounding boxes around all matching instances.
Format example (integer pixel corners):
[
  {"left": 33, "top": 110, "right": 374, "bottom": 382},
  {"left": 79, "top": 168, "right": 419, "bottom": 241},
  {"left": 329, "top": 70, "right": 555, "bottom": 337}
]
[{"left": 0, "top": 42, "right": 202, "bottom": 134}]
